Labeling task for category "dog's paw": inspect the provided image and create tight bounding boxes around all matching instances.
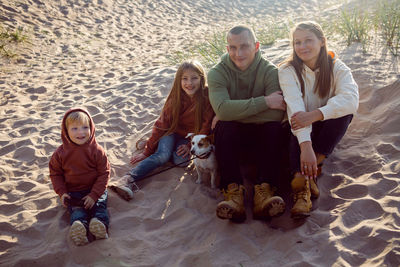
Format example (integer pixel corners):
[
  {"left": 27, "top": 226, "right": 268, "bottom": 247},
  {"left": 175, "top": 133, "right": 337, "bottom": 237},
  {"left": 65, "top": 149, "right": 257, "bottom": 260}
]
[{"left": 195, "top": 178, "right": 202, "bottom": 184}]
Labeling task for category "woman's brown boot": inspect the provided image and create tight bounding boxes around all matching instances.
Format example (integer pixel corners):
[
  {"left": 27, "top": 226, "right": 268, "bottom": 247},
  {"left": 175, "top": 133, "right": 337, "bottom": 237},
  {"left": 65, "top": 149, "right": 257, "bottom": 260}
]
[{"left": 291, "top": 174, "right": 312, "bottom": 219}]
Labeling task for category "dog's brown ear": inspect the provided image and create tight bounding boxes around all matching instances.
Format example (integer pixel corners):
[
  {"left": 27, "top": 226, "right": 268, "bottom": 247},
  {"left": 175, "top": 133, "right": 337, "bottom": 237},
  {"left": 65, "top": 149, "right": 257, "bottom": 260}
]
[{"left": 207, "top": 133, "right": 214, "bottom": 144}]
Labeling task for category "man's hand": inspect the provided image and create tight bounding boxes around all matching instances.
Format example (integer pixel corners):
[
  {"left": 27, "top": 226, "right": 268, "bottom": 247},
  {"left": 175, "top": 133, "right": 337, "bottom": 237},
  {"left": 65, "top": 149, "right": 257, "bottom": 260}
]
[
  {"left": 265, "top": 91, "right": 286, "bottom": 111},
  {"left": 211, "top": 115, "right": 219, "bottom": 130},
  {"left": 82, "top": 195, "right": 95, "bottom": 209},
  {"left": 61, "top": 193, "right": 71, "bottom": 208}
]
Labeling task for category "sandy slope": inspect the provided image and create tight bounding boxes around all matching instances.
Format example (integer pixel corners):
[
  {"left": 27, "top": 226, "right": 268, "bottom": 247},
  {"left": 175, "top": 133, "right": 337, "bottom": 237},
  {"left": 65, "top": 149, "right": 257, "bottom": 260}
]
[{"left": 0, "top": 0, "right": 399, "bottom": 266}]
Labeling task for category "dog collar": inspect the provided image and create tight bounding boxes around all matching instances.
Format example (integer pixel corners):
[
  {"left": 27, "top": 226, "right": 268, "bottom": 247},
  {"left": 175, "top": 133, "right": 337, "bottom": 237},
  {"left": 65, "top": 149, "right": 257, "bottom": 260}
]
[{"left": 197, "top": 146, "right": 214, "bottom": 159}]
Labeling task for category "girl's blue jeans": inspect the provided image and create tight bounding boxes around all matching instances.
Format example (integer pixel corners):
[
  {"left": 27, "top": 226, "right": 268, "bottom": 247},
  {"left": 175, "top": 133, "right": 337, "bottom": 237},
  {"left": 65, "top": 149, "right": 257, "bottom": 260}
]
[
  {"left": 129, "top": 133, "right": 190, "bottom": 182},
  {"left": 68, "top": 189, "right": 109, "bottom": 229}
]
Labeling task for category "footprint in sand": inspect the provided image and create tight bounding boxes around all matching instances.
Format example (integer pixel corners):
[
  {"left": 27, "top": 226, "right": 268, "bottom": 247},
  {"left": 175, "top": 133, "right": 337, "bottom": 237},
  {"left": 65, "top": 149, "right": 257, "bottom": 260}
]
[
  {"left": 368, "top": 178, "right": 398, "bottom": 199},
  {"left": 342, "top": 199, "right": 384, "bottom": 228},
  {"left": 13, "top": 146, "right": 36, "bottom": 162},
  {"left": 16, "top": 180, "right": 36, "bottom": 192},
  {"left": 341, "top": 226, "right": 388, "bottom": 265},
  {"left": 335, "top": 184, "right": 368, "bottom": 199}
]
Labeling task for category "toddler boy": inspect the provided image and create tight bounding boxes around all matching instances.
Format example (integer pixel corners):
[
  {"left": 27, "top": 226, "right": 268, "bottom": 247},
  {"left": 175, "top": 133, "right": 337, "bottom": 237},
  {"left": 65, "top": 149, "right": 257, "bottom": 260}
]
[{"left": 49, "top": 108, "right": 110, "bottom": 246}]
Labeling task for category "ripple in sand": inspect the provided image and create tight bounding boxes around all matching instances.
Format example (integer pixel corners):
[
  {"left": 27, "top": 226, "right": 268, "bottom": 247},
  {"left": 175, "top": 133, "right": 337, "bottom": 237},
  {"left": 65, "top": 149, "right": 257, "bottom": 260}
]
[
  {"left": 0, "top": 143, "right": 15, "bottom": 157},
  {"left": 341, "top": 250, "right": 367, "bottom": 266},
  {"left": 377, "top": 142, "right": 400, "bottom": 160},
  {"left": 0, "top": 237, "right": 18, "bottom": 254},
  {"left": 384, "top": 249, "right": 400, "bottom": 267},
  {"left": 36, "top": 206, "right": 59, "bottom": 220}
]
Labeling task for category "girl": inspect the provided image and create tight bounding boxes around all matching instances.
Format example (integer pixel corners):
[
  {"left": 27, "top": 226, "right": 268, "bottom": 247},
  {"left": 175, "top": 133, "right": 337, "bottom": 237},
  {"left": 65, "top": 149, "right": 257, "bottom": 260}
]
[
  {"left": 111, "top": 60, "right": 215, "bottom": 200},
  {"left": 278, "top": 21, "right": 359, "bottom": 218}
]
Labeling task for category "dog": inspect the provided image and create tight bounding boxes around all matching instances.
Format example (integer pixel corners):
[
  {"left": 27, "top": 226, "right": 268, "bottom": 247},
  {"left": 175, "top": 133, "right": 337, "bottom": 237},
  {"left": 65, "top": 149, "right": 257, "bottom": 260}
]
[{"left": 186, "top": 133, "right": 218, "bottom": 189}]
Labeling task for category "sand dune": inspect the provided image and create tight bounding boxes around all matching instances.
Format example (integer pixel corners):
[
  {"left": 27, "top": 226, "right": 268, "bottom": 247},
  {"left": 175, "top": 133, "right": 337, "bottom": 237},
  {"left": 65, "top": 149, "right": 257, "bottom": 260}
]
[{"left": 0, "top": 0, "right": 399, "bottom": 266}]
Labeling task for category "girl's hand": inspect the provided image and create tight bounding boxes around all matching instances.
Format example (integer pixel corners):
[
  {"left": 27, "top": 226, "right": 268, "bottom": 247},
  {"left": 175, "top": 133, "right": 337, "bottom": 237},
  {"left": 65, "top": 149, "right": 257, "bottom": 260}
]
[
  {"left": 61, "top": 193, "right": 71, "bottom": 208},
  {"left": 299, "top": 141, "right": 318, "bottom": 179},
  {"left": 291, "top": 110, "right": 323, "bottom": 130},
  {"left": 82, "top": 195, "right": 95, "bottom": 209},
  {"left": 177, "top": 143, "right": 190, "bottom": 158},
  {"left": 211, "top": 115, "right": 219, "bottom": 130},
  {"left": 130, "top": 153, "right": 147, "bottom": 165}
]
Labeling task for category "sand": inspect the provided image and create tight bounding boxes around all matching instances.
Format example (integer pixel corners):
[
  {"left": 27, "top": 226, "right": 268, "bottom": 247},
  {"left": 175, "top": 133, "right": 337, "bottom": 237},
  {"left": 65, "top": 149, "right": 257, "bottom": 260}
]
[{"left": 0, "top": 0, "right": 399, "bottom": 266}]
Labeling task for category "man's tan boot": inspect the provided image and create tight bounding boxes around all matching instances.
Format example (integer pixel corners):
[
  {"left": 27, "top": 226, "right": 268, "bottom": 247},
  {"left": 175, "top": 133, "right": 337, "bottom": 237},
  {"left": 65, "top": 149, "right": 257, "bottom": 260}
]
[
  {"left": 291, "top": 174, "right": 312, "bottom": 219},
  {"left": 253, "top": 183, "right": 285, "bottom": 220},
  {"left": 216, "top": 183, "right": 246, "bottom": 222}
]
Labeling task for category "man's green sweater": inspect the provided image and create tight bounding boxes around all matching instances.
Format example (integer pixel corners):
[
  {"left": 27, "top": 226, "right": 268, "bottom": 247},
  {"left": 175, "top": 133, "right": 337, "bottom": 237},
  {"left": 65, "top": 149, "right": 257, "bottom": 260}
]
[{"left": 208, "top": 50, "right": 284, "bottom": 124}]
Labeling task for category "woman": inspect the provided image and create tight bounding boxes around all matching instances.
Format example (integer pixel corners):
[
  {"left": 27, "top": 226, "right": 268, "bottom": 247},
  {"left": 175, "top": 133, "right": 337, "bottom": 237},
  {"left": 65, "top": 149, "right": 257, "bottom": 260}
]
[{"left": 279, "top": 21, "right": 359, "bottom": 218}]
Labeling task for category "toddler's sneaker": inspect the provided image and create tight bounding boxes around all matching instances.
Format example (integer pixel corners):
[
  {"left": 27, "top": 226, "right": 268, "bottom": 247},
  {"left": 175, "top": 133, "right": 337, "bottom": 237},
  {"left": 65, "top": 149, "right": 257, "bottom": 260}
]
[
  {"left": 89, "top": 218, "right": 108, "bottom": 239},
  {"left": 69, "top": 220, "right": 89, "bottom": 246}
]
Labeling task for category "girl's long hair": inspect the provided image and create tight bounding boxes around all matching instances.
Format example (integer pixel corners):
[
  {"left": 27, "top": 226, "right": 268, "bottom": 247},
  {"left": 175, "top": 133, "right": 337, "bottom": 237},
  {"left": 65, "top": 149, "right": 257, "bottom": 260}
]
[
  {"left": 163, "top": 60, "right": 207, "bottom": 136},
  {"left": 281, "top": 21, "right": 333, "bottom": 98}
]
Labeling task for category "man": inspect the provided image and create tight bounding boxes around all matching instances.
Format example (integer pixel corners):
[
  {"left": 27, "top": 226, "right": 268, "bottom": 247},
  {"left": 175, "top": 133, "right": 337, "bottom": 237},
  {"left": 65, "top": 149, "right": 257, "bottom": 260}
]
[{"left": 208, "top": 25, "right": 286, "bottom": 222}]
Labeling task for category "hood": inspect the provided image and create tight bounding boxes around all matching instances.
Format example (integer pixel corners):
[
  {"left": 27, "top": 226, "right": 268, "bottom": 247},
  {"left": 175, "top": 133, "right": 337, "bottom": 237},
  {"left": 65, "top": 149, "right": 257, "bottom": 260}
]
[
  {"left": 221, "top": 50, "right": 262, "bottom": 75},
  {"left": 61, "top": 107, "right": 96, "bottom": 148},
  {"left": 328, "top": 51, "right": 337, "bottom": 63}
]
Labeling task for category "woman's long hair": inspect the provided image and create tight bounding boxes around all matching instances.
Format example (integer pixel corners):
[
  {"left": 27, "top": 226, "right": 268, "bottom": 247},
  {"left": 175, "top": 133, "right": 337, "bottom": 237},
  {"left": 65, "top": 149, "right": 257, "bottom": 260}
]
[
  {"left": 281, "top": 21, "right": 333, "bottom": 98},
  {"left": 163, "top": 60, "right": 207, "bottom": 136}
]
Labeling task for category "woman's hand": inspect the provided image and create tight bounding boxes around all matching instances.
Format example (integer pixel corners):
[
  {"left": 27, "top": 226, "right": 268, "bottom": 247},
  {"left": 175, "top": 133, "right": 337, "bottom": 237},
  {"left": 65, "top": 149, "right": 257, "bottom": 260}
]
[
  {"left": 211, "top": 115, "right": 219, "bottom": 130},
  {"left": 264, "top": 91, "right": 286, "bottom": 111},
  {"left": 82, "top": 195, "right": 95, "bottom": 209},
  {"left": 291, "top": 110, "right": 323, "bottom": 130},
  {"left": 176, "top": 143, "right": 190, "bottom": 158},
  {"left": 299, "top": 141, "right": 318, "bottom": 179},
  {"left": 130, "top": 153, "right": 147, "bottom": 165},
  {"left": 61, "top": 193, "right": 71, "bottom": 208}
]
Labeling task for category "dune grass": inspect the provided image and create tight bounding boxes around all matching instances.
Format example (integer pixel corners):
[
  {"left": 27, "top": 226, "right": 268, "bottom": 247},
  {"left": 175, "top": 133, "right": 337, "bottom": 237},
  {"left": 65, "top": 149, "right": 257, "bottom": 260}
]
[
  {"left": 374, "top": 0, "right": 400, "bottom": 55},
  {"left": 336, "top": 6, "right": 371, "bottom": 51},
  {"left": 252, "top": 19, "right": 293, "bottom": 46},
  {"left": 322, "top": 0, "right": 399, "bottom": 54},
  {"left": 0, "top": 25, "right": 28, "bottom": 58},
  {"left": 166, "top": 31, "right": 226, "bottom": 69}
]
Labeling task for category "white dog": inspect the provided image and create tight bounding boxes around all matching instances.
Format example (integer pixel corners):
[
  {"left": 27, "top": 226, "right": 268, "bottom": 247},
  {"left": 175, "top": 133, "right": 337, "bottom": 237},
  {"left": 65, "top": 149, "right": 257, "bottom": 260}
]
[{"left": 186, "top": 133, "right": 218, "bottom": 189}]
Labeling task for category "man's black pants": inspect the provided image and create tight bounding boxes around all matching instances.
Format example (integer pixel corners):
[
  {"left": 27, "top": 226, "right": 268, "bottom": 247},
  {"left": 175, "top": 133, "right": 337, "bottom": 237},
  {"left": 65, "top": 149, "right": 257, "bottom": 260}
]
[{"left": 214, "top": 120, "right": 284, "bottom": 190}]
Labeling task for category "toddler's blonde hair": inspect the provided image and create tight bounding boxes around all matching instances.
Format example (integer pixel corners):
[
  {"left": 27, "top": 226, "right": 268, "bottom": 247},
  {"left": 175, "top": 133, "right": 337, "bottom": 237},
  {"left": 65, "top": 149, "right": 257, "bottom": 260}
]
[{"left": 65, "top": 111, "right": 90, "bottom": 128}]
